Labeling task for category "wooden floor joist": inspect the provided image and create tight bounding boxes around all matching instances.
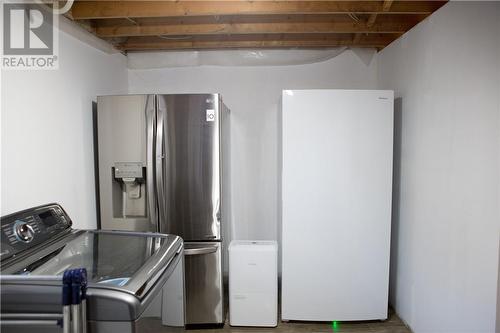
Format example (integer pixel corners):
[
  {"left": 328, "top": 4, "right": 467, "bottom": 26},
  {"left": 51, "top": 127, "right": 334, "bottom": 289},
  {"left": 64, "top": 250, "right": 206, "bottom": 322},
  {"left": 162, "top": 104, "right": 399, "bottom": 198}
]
[
  {"left": 66, "top": 1, "right": 447, "bottom": 52},
  {"left": 96, "top": 20, "right": 413, "bottom": 38},
  {"left": 353, "top": 0, "right": 395, "bottom": 46},
  {"left": 118, "top": 33, "right": 400, "bottom": 51},
  {"left": 70, "top": 1, "right": 446, "bottom": 19},
  {"left": 120, "top": 39, "right": 392, "bottom": 51}
]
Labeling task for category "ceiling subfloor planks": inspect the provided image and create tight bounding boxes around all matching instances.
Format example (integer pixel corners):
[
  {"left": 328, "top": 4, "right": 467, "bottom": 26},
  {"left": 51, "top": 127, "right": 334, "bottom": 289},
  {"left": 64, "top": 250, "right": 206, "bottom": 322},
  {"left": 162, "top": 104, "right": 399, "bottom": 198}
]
[
  {"left": 67, "top": 1, "right": 447, "bottom": 52},
  {"left": 353, "top": 0, "right": 394, "bottom": 45}
]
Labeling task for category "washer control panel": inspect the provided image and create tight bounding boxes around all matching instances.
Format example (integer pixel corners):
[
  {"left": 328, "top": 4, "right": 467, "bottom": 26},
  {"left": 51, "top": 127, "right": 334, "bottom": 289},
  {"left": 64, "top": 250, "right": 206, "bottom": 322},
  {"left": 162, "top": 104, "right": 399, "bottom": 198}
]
[{"left": 0, "top": 204, "right": 72, "bottom": 261}]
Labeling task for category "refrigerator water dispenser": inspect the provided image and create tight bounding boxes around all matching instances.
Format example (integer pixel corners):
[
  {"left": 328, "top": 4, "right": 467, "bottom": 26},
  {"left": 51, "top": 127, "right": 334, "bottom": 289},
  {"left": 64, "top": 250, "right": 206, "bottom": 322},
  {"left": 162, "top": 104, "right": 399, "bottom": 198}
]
[{"left": 112, "top": 162, "right": 146, "bottom": 218}]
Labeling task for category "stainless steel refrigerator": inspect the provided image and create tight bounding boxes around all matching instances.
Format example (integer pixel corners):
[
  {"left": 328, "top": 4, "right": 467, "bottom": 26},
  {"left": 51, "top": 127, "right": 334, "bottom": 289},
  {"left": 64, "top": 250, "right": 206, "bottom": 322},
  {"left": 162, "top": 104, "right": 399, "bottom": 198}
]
[{"left": 95, "top": 94, "right": 230, "bottom": 326}]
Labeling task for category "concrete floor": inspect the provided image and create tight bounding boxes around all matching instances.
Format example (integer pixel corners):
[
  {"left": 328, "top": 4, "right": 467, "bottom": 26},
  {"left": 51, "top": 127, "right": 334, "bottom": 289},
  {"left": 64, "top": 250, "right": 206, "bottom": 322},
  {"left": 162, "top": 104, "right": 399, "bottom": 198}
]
[
  {"left": 146, "top": 283, "right": 410, "bottom": 332},
  {"left": 145, "top": 309, "right": 411, "bottom": 333},
  {"left": 194, "top": 310, "right": 410, "bottom": 333}
]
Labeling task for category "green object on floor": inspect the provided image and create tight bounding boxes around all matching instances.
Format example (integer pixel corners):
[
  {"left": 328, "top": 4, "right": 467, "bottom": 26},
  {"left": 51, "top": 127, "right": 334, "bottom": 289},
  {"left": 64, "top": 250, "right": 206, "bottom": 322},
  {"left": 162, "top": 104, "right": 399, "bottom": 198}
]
[{"left": 332, "top": 321, "right": 339, "bottom": 331}]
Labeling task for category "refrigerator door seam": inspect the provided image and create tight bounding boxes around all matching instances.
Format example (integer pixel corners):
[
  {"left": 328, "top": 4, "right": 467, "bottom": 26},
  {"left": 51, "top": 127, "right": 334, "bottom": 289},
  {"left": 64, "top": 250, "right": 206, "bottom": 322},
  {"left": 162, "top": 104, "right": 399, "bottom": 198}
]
[
  {"left": 156, "top": 97, "right": 167, "bottom": 233},
  {"left": 146, "top": 95, "right": 158, "bottom": 232}
]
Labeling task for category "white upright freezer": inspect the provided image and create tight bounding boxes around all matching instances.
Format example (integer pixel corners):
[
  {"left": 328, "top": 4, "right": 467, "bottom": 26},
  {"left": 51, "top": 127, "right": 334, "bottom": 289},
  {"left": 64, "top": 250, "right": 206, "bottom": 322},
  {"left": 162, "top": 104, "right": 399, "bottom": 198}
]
[{"left": 280, "top": 89, "right": 394, "bottom": 321}]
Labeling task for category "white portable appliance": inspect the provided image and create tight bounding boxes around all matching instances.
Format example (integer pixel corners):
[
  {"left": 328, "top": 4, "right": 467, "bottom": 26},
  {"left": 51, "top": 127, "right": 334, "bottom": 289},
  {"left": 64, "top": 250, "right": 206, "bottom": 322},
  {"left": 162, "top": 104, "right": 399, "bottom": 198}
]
[
  {"left": 280, "top": 89, "right": 394, "bottom": 321},
  {"left": 229, "top": 240, "right": 278, "bottom": 327}
]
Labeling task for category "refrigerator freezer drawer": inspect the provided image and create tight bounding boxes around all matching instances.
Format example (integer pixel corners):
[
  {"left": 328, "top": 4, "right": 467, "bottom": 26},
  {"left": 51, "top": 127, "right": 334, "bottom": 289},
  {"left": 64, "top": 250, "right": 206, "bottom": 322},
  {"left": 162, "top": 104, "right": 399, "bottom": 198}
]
[{"left": 184, "top": 242, "right": 224, "bottom": 325}]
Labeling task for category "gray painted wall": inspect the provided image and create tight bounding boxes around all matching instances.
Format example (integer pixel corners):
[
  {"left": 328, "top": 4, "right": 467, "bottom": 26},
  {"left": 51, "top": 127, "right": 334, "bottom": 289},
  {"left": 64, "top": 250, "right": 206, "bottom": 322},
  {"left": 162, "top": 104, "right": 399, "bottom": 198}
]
[{"left": 378, "top": 2, "right": 500, "bottom": 332}]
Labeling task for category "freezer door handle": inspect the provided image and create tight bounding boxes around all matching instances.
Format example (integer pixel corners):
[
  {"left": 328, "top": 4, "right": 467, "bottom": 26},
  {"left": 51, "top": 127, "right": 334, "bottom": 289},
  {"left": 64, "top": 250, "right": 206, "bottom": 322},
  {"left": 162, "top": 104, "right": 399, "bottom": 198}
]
[
  {"left": 184, "top": 246, "right": 218, "bottom": 256},
  {"left": 146, "top": 95, "right": 158, "bottom": 232},
  {"left": 155, "top": 98, "right": 167, "bottom": 232}
]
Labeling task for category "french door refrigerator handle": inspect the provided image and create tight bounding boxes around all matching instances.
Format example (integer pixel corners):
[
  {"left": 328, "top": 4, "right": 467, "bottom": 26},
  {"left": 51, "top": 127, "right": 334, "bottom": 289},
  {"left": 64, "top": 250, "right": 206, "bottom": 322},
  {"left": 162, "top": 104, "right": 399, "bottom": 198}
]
[
  {"left": 184, "top": 246, "right": 218, "bottom": 256},
  {"left": 146, "top": 95, "right": 158, "bottom": 232},
  {"left": 155, "top": 97, "right": 167, "bottom": 233}
]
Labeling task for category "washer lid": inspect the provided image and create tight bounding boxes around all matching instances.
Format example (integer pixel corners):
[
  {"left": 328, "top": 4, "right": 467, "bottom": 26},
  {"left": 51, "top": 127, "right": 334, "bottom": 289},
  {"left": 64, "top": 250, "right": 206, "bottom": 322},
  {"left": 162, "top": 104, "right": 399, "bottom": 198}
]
[{"left": 8, "top": 230, "right": 182, "bottom": 298}]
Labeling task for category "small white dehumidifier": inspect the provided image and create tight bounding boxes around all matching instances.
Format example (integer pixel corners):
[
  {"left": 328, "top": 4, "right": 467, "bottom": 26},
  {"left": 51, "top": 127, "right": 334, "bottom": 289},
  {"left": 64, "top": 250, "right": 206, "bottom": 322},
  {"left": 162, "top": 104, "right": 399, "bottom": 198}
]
[{"left": 229, "top": 240, "right": 278, "bottom": 327}]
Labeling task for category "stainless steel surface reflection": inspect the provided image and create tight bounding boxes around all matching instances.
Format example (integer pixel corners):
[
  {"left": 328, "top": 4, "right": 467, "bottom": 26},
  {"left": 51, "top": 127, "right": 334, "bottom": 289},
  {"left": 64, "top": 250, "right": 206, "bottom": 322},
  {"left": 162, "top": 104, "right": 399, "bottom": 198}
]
[
  {"left": 97, "top": 93, "right": 229, "bottom": 325},
  {"left": 184, "top": 242, "right": 223, "bottom": 325},
  {"left": 158, "top": 94, "right": 221, "bottom": 241},
  {"left": 6, "top": 230, "right": 181, "bottom": 298}
]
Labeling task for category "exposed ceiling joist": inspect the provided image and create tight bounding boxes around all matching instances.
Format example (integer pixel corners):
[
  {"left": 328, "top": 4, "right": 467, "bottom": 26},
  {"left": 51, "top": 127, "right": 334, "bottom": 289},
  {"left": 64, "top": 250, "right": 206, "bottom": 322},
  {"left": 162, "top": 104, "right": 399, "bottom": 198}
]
[
  {"left": 96, "top": 20, "right": 413, "bottom": 38},
  {"left": 120, "top": 39, "right": 391, "bottom": 51},
  {"left": 119, "top": 33, "right": 400, "bottom": 51},
  {"left": 66, "top": 1, "right": 447, "bottom": 52},
  {"left": 353, "top": 0, "right": 394, "bottom": 45},
  {"left": 70, "top": 1, "right": 445, "bottom": 20}
]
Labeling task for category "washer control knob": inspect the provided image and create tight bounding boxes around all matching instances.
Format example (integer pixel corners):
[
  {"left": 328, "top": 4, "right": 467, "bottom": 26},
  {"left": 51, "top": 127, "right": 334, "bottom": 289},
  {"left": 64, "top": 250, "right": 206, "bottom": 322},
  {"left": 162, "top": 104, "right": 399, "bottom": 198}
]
[{"left": 14, "top": 221, "right": 34, "bottom": 243}]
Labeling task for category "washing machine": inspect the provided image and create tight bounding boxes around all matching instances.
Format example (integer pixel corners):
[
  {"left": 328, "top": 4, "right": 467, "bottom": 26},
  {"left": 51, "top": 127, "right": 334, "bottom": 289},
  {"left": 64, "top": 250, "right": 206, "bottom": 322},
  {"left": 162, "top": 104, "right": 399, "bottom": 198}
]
[{"left": 0, "top": 203, "right": 185, "bottom": 333}]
